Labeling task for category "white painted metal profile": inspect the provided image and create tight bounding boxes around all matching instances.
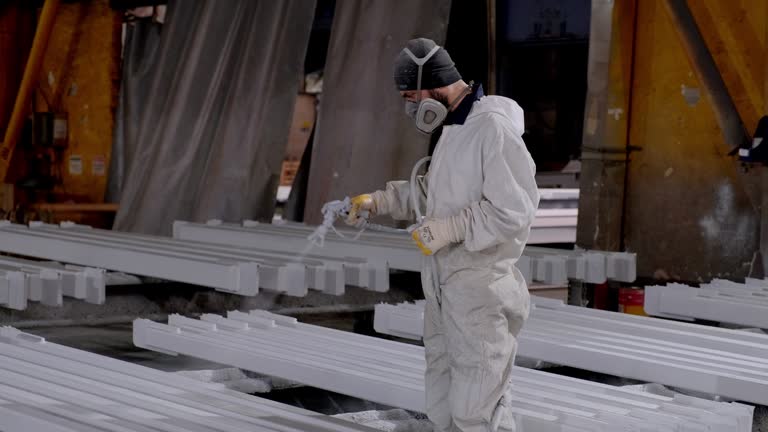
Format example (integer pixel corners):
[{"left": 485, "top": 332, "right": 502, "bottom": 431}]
[
  {"left": 527, "top": 208, "right": 578, "bottom": 243},
  {"left": 50, "top": 221, "right": 389, "bottom": 295},
  {"left": 0, "top": 269, "right": 27, "bottom": 310},
  {"left": 645, "top": 279, "right": 768, "bottom": 328},
  {"left": 0, "top": 326, "right": 378, "bottom": 432},
  {"left": 537, "top": 188, "right": 579, "bottom": 203},
  {"left": 175, "top": 219, "right": 425, "bottom": 272},
  {"left": 173, "top": 220, "right": 636, "bottom": 284},
  {"left": 134, "top": 311, "right": 754, "bottom": 431},
  {"left": 373, "top": 296, "right": 768, "bottom": 405},
  {"left": 0, "top": 222, "right": 389, "bottom": 297},
  {"left": 0, "top": 256, "right": 105, "bottom": 305}
]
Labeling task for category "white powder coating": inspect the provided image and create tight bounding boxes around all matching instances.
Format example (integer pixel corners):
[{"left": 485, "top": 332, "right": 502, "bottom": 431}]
[
  {"left": 174, "top": 368, "right": 274, "bottom": 393},
  {"left": 335, "top": 409, "right": 434, "bottom": 432}
]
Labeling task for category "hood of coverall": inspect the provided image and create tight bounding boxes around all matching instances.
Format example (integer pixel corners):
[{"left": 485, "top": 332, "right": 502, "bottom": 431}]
[{"left": 463, "top": 95, "right": 526, "bottom": 137}]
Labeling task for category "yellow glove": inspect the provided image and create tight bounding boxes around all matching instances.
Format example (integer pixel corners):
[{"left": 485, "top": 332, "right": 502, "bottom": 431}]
[
  {"left": 410, "top": 217, "right": 466, "bottom": 256},
  {"left": 345, "top": 194, "right": 376, "bottom": 226}
]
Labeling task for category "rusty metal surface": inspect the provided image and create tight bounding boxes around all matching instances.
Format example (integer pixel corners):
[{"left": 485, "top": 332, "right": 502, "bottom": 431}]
[
  {"left": 623, "top": 0, "right": 760, "bottom": 281},
  {"left": 579, "top": 0, "right": 767, "bottom": 281},
  {"left": 577, "top": 0, "right": 636, "bottom": 252}
]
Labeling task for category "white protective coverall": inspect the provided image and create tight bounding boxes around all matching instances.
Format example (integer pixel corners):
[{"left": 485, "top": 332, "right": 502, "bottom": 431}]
[{"left": 375, "top": 95, "right": 539, "bottom": 432}]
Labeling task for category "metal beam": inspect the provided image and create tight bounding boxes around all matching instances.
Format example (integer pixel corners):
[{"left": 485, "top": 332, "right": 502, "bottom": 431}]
[
  {"left": 47, "top": 222, "right": 388, "bottom": 295},
  {"left": 374, "top": 297, "right": 768, "bottom": 405},
  {"left": 134, "top": 311, "right": 754, "bottom": 431},
  {"left": 0, "top": 222, "right": 390, "bottom": 296},
  {"left": 662, "top": 0, "right": 750, "bottom": 151},
  {"left": 0, "top": 269, "right": 26, "bottom": 310},
  {"left": 645, "top": 279, "right": 768, "bottom": 328},
  {"left": 174, "top": 220, "right": 637, "bottom": 284},
  {"left": 0, "top": 327, "right": 378, "bottom": 432},
  {"left": 0, "top": 222, "right": 263, "bottom": 296},
  {"left": 0, "top": 256, "right": 104, "bottom": 304}
]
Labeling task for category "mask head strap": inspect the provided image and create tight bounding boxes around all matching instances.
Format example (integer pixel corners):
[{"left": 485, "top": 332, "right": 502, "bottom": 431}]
[{"left": 403, "top": 45, "right": 441, "bottom": 101}]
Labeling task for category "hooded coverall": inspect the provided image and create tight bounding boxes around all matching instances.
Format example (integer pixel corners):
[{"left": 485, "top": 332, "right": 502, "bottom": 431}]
[{"left": 374, "top": 95, "right": 539, "bottom": 432}]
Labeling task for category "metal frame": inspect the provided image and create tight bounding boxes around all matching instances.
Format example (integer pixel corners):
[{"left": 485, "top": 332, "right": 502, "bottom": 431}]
[
  {"left": 134, "top": 311, "right": 753, "bottom": 431},
  {"left": 373, "top": 296, "right": 768, "bottom": 405},
  {"left": 645, "top": 279, "right": 768, "bottom": 328},
  {"left": 173, "top": 220, "right": 636, "bottom": 284},
  {"left": 0, "top": 326, "right": 378, "bottom": 432}
]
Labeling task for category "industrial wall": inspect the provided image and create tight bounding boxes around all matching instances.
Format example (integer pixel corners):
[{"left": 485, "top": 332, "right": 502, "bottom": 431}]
[{"left": 578, "top": 0, "right": 767, "bottom": 282}]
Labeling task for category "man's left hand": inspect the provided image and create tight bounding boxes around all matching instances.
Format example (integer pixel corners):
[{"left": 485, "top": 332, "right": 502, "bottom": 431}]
[{"left": 410, "top": 218, "right": 460, "bottom": 256}]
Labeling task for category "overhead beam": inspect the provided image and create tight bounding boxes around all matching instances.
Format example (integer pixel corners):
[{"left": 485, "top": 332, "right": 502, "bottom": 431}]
[{"left": 661, "top": 0, "right": 750, "bottom": 151}]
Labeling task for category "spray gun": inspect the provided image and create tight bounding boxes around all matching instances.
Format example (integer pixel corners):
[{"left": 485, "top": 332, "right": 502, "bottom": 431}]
[
  {"left": 306, "top": 156, "right": 433, "bottom": 249},
  {"left": 305, "top": 156, "right": 441, "bottom": 306},
  {"left": 305, "top": 198, "right": 404, "bottom": 249}
]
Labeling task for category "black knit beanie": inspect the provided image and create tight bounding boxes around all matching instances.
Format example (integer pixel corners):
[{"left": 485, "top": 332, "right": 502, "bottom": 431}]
[{"left": 394, "top": 38, "right": 462, "bottom": 91}]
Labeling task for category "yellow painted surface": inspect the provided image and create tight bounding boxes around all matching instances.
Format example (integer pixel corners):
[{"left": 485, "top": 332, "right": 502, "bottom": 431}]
[
  {"left": 687, "top": 0, "right": 766, "bottom": 132},
  {"left": 35, "top": 0, "right": 120, "bottom": 203},
  {"left": 604, "top": 0, "right": 636, "bottom": 150},
  {"left": 623, "top": 0, "right": 761, "bottom": 280}
]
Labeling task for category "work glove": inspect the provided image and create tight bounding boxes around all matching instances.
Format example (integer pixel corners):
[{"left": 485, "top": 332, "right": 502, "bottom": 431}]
[
  {"left": 345, "top": 194, "right": 376, "bottom": 226},
  {"left": 410, "top": 216, "right": 466, "bottom": 256},
  {"left": 345, "top": 190, "right": 399, "bottom": 226}
]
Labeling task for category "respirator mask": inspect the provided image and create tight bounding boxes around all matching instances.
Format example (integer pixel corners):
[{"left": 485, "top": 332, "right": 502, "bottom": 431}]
[{"left": 402, "top": 45, "right": 465, "bottom": 134}]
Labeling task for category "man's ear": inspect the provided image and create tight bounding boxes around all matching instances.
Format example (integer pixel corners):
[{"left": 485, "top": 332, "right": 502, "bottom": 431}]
[{"left": 429, "top": 89, "right": 449, "bottom": 105}]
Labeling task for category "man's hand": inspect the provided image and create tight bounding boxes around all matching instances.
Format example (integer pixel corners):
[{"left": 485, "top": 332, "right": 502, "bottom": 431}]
[
  {"left": 345, "top": 194, "right": 376, "bottom": 226},
  {"left": 410, "top": 217, "right": 464, "bottom": 256}
]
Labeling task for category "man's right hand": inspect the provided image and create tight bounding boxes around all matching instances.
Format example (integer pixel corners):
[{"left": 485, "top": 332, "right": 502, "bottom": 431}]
[{"left": 345, "top": 194, "right": 376, "bottom": 226}]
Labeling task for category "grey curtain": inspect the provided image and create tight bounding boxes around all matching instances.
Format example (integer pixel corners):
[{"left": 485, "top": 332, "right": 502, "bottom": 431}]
[
  {"left": 107, "top": 19, "right": 162, "bottom": 204},
  {"left": 112, "top": 0, "right": 316, "bottom": 235},
  {"left": 301, "top": 0, "right": 452, "bottom": 225}
]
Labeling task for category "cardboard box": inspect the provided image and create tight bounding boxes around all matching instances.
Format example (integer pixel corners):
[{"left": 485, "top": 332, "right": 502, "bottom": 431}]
[
  {"left": 284, "top": 94, "right": 316, "bottom": 161},
  {"left": 0, "top": 183, "right": 13, "bottom": 212}
]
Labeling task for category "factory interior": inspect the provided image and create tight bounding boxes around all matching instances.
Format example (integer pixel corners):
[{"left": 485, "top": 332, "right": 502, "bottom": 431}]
[{"left": 1, "top": 0, "right": 768, "bottom": 431}]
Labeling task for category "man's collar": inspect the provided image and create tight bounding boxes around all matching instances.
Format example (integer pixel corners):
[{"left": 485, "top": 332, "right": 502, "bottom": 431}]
[{"left": 443, "top": 83, "right": 484, "bottom": 126}]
